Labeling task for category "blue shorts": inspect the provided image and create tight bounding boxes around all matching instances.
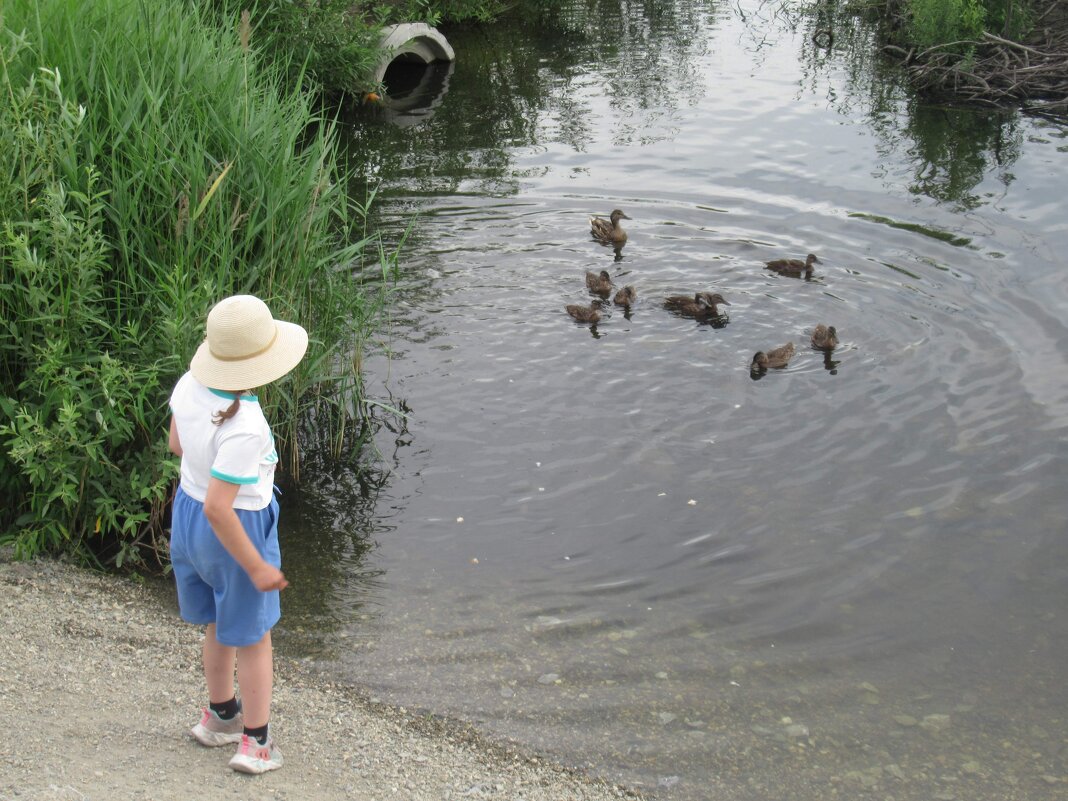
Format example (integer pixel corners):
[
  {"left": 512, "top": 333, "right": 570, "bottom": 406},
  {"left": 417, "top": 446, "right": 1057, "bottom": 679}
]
[{"left": 170, "top": 486, "right": 281, "bottom": 647}]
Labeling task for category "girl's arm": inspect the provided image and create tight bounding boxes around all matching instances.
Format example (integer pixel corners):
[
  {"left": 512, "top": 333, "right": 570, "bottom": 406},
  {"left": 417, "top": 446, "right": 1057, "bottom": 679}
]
[
  {"left": 168, "top": 417, "right": 183, "bottom": 456},
  {"left": 203, "top": 477, "right": 288, "bottom": 592}
]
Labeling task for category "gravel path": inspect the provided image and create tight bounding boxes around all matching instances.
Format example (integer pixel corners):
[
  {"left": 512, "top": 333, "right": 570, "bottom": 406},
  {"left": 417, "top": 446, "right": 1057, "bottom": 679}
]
[{"left": 0, "top": 554, "right": 642, "bottom": 801}]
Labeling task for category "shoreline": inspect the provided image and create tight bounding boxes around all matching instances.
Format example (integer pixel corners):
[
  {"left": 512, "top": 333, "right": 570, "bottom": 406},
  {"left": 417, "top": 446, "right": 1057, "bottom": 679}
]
[{"left": 0, "top": 554, "right": 642, "bottom": 801}]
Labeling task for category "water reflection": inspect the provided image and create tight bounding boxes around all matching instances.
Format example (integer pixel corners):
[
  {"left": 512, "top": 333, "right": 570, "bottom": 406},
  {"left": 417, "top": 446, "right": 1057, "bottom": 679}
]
[
  {"left": 821, "top": 349, "right": 840, "bottom": 374},
  {"left": 791, "top": 1, "right": 1027, "bottom": 209},
  {"left": 898, "top": 103, "right": 1023, "bottom": 209},
  {"left": 346, "top": 0, "right": 1036, "bottom": 218},
  {"left": 306, "top": 2, "right": 1068, "bottom": 799},
  {"left": 343, "top": 1, "right": 727, "bottom": 208},
  {"left": 376, "top": 60, "right": 455, "bottom": 127},
  {"left": 277, "top": 418, "right": 398, "bottom": 658}
]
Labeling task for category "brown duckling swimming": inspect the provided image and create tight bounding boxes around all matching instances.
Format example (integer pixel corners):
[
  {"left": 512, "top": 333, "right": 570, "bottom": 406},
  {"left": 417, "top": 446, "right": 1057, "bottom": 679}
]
[
  {"left": 765, "top": 253, "right": 820, "bottom": 277},
  {"left": 613, "top": 285, "right": 637, "bottom": 306},
  {"left": 585, "top": 269, "right": 614, "bottom": 296},
  {"left": 811, "top": 324, "right": 839, "bottom": 351},
  {"left": 565, "top": 302, "right": 602, "bottom": 324},
  {"left": 750, "top": 342, "right": 796, "bottom": 372},
  {"left": 664, "top": 292, "right": 730, "bottom": 319},
  {"left": 590, "top": 209, "right": 631, "bottom": 246}
]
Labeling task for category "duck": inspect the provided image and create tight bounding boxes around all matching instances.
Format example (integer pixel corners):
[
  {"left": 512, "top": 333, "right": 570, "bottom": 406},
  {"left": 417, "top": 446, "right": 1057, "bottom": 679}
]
[
  {"left": 664, "top": 292, "right": 730, "bottom": 319},
  {"left": 565, "top": 302, "right": 602, "bottom": 324},
  {"left": 585, "top": 270, "right": 614, "bottom": 296},
  {"left": 811, "top": 324, "right": 839, "bottom": 351},
  {"left": 750, "top": 342, "right": 796, "bottom": 372},
  {"left": 590, "top": 209, "right": 631, "bottom": 246},
  {"left": 613, "top": 285, "right": 637, "bottom": 307},
  {"left": 765, "top": 253, "right": 820, "bottom": 277}
]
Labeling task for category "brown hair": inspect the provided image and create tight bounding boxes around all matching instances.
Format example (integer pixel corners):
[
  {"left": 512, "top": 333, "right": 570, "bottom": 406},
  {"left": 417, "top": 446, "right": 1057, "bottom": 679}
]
[{"left": 212, "top": 392, "right": 250, "bottom": 426}]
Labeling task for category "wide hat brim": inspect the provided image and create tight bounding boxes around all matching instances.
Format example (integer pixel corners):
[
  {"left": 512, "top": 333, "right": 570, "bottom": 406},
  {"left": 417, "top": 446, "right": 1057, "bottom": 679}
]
[{"left": 190, "top": 319, "right": 309, "bottom": 391}]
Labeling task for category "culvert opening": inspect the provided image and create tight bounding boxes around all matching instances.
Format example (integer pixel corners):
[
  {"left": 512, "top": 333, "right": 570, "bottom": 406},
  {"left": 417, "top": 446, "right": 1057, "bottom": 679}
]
[
  {"left": 382, "top": 59, "right": 432, "bottom": 98},
  {"left": 379, "top": 60, "right": 452, "bottom": 113}
]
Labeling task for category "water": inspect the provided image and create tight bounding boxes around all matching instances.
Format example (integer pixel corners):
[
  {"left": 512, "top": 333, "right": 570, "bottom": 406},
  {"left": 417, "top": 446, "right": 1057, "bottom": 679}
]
[{"left": 279, "top": 2, "right": 1068, "bottom": 798}]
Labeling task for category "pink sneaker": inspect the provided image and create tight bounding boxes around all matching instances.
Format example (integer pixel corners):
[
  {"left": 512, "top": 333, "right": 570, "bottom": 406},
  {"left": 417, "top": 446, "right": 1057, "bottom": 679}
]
[
  {"left": 228, "top": 733, "right": 283, "bottom": 774},
  {"left": 190, "top": 707, "right": 244, "bottom": 747}
]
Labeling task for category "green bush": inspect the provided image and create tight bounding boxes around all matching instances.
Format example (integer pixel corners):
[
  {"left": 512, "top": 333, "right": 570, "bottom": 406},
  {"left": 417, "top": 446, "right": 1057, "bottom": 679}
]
[
  {"left": 204, "top": 1, "right": 578, "bottom": 97},
  {"left": 982, "top": 0, "right": 1033, "bottom": 40},
  {"left": 902, "top": 0, "right": 1034, "bottom": 51},
  {"left": 907, "top": 0, "right": 987, "bottom": 50},
  {"left": 0, "top": 1, "right": 392, "bottom": 567},
  {"left": 206, "top": 0, "right": 384, "bottom": 96}
]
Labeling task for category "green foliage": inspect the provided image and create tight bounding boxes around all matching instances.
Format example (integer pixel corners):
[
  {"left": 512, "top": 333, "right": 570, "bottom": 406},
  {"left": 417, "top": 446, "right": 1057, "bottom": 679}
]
[
  {"left": 208, "top": 0, "right": 384, "bottom": 96},
  {"left": 417, "top": 0, "right": 578, "bottom": 25},
  {"left": 204, "top": 1, "right": 579, "bottom": 96},
  {"left": 982, "top": 0, "right": 1033, "bottom": 39},
  {"left": 0, "top": 0, "right": 393, "bottom": 567},
  {"left": 901, "top": 0, "right": 1035, "bottom": 50},
  {"left": 907, "top": 0, "right": 986, "bottom": 50},
  {"left": 417, "top": 0, "right": 503, "bottom": 24},
  {"left": 0, "top": 59, "right": 176, "bottom": 564}
]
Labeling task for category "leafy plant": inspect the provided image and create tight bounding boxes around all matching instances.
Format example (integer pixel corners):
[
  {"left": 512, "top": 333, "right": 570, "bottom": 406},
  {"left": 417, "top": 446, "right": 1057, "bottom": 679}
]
[
  {"left": 1, "top": 1, "right": 394, "bottom": 567},
  {"left": 908, "top": 0, "right": 987, "bottom": 50}
]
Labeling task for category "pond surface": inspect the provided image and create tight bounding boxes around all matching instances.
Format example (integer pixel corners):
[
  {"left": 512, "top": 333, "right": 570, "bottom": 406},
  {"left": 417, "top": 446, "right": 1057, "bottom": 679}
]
[{"left": 279, "top": 2, "right": 1068, "bottom": 798}]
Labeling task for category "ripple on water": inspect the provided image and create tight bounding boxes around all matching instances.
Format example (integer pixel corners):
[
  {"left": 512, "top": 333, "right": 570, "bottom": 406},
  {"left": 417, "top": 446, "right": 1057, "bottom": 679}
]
[{"left": 299, "top": 4, "right": 1068, "bottom": 798}]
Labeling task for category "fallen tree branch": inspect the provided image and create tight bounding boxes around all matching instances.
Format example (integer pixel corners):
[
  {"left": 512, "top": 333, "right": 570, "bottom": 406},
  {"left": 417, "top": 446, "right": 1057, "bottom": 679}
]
[{"left": 878, "top": 0, "right": 1068, "bottom": 118}]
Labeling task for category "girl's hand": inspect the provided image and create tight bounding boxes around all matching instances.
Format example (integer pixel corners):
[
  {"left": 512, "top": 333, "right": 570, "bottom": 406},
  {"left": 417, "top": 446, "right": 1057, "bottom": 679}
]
[
  {"left": 250, "top": 563, "right": 289, "bottom": 592},
  {"left": 204, "top": 478, "right": 289, "bottom": 592}
]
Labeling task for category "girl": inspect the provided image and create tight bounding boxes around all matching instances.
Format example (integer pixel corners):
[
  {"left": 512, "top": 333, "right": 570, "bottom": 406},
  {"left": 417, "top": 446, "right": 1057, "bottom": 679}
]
[{"left": 167, "top": 294, "right": 308, "bottom": 774}]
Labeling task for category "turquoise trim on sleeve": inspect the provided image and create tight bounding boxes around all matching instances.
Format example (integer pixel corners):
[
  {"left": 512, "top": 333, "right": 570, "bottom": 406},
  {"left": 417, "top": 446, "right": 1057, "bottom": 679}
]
[
  {"left": 208, "top": 388, "right": 259, "bottom": 402},
  {"left": 210, "top": 468, "right": 259, "bottom": 485}
]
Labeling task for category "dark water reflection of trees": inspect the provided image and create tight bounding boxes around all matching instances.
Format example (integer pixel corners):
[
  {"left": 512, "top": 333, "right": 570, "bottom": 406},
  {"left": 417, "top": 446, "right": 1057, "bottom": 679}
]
[
  {"left": 790, "top": 0, "right": 1026, "bottom": 209},
  {"left": 345, "top": 0, "right": 1034, "bottom": 215},
  {"left": 278, "top": 412, "right": 405, "bottom": 656},
  {"left": 314, "top": 0, "right": 1043, "bottom": 647},
  {"left": 342, "top": 1, "right": 724, "bottom": 195}
]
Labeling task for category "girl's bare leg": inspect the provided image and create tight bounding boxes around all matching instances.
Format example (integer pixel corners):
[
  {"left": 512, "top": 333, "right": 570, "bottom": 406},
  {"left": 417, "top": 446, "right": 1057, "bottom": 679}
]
[
  {"left": 202, "top": 623, "right": 237, "bottom": 703},
  {"left": 236, "top": 631, "right": 273, "bottom": 729}
]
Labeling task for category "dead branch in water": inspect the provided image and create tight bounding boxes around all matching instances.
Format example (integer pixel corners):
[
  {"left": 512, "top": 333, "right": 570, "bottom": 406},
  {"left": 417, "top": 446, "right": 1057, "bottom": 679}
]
[{"left": 879, "top": 1, "right": 1068, "bottom": 119}]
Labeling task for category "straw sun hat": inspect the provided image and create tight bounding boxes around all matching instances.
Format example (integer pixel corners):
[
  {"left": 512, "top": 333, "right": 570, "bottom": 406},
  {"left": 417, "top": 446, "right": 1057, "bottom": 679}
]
[{"left": 190, "top": 295, "right": 308, "bottom": 391}]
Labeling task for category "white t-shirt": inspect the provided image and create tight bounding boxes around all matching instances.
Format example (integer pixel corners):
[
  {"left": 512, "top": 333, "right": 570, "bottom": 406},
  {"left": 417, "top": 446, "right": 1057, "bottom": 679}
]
[{"left": 169, "top": 371, "right": 278, "bottom": 511}]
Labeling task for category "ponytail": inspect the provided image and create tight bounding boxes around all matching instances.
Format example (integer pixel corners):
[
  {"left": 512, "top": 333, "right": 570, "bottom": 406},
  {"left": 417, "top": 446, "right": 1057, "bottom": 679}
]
[{"left": 212, "top": 392, "right": 249, "bottom": 426}]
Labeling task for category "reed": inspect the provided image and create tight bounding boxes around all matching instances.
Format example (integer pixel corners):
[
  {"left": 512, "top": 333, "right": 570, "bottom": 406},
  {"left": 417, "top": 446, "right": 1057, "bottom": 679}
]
[{"left": 0, "top": 0, "right": 394, "bottom": 566}]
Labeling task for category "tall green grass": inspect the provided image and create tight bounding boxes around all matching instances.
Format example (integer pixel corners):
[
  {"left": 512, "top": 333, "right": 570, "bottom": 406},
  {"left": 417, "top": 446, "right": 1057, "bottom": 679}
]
[{"left": 1, "top": 0, "right": 394, "bottom": 567}]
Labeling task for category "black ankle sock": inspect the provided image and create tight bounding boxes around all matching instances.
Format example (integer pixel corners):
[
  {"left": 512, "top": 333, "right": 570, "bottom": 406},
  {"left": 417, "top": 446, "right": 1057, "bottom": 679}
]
[
  {"left": 244, "top": 723, "right": 269, "bottom": 745},
  {"left": 210, "top": 696, "right": 241, "bottom": 720}
]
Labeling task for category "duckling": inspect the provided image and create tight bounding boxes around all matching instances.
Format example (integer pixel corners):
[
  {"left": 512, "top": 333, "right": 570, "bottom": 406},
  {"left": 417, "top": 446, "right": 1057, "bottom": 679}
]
[
  {"left": 664, "top": 292, "right": 730, "bottom": 319},
  {"left": 811, "top": 324, "right": 839, "bottom": 351},
  {"left": 697, "top": 292, "right": 730, "bottom": 313},
  {"left": 585, "top": 269, "right": 614, "bottom": 296},
  {"left": 566, "top": 302, "right": 602, "bottom": 324},
  {"left": 750, "top": 342, "right": 796, "bottom": 372},
  {"left": 765, "top": 253, "right": 820, "bottom": 277},
  {"left": 613, "top": 285, "right": 637, "bottom": 307},
  {"left": 590, "top": 209, "right": 631, "bottom": 246}
]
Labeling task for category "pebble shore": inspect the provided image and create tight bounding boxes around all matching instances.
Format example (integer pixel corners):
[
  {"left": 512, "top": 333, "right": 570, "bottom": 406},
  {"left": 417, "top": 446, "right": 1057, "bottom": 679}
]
[{"left": 0, "top": 554, "right": 642, "bottom": 801}]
